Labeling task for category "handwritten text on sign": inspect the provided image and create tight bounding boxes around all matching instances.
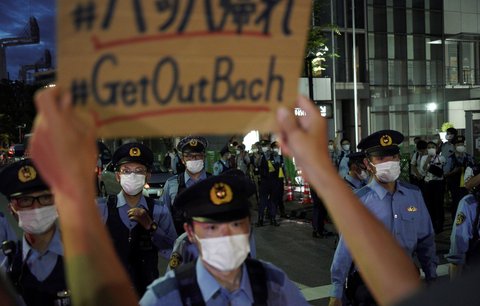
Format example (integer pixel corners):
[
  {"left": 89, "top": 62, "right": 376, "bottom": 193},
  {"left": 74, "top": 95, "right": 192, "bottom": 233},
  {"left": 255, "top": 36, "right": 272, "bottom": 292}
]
[{"left": 58, "top": 1, "right": 311, "bottom": 137}]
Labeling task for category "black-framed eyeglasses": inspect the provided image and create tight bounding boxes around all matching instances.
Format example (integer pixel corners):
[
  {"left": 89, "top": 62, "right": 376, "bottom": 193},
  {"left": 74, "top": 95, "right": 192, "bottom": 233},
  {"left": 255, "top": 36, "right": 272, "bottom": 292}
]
[
  {"left": 14, "top": 194, "right": 55, "bottom": 208},
  {"left": 119, "top": 168, "right": 147, "bottom": 175},
  {"left": 182, "top": 153, "right": 205, "bottom": 160}
]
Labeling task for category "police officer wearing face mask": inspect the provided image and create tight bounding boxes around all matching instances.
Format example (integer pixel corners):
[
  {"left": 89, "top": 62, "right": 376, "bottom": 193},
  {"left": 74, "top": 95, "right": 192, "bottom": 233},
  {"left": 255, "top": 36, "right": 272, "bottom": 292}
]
[
  {"left": 162, "top": 136, "right": 211, "bottom": 235},
  {"left": 444, "top": 135, "right": 475, "bottom": 223},
  {"left": 329, "top": 130, "right": 438, "bottom": 306},
  {"left": 140, "top": 174, "right": 309, "bottom": 306},
  {"left": 97, "top": 142, "right": 177, "bottom": 296},
  {"left": 0, "top": 159, "right": 71, "bottom": 306},
  {"left": 337, "top": 138, "right": 351, "bottom": 178},
  {"left": 213, "top": 146, "right": 231, "bottom": 176},
  {"left": 166, "top": 170, "right": 257, "bottom": 272},
  {"left": 343, "top": 151, "right": 368, "bottom": 190}
]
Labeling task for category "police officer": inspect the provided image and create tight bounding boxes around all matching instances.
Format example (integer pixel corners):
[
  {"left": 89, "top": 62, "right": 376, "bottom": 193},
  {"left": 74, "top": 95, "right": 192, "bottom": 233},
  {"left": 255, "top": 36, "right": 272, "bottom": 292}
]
[
  {"left": 162, "top": 136, "right": 211, "bottom": 234},
  {"left": 337, "top": 138, "right": 351, "bottom": 178},
  {"left": 257, "top": 140, "right": 281, "bottom": 227},
  {"left": 343, "top": 151, "right": 368, "bottom": 190},
  {"left": 440, "top": 127, "right": 457, "bottom": 159},
  {"left": 140, "top": 174, "right": 309, "bottom": 305},
  {"left": 0, "top": 159, "right": 70, "bottom": 306},
  {"left": 166, "top": 170, "right": 257, "bottom": 271},
  {"left": 329, "top": 130, "right": 438, "bottom": 306},
  {"left": 444, "top": 135, "right": 475, "bottom": 222},
  {"left": 97, "top": 142, "right": 177, "bottom": 296},
  {"left": 0, "top": 209, "right": 17, "bottom": 267},
  {"left": 213, "top": 146, "right": 231, "bottom": 175}
]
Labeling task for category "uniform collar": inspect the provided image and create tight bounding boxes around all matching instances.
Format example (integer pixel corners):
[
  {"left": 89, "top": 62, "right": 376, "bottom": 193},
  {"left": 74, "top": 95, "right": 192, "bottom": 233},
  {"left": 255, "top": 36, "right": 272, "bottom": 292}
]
[
  {"left": 23, "top": 225, "right": 64, "bottom": 261},
  {"left": 184, "top": 170, "right": 207, "bottom": 183},
  {"left": 116, "top": 192, "right": 147, "bottom": 209},
  {"left": 367, "top": 179, "right": 405, "bottom": 199},
  {"left": 197, "top": 259, "right": 253, "bottom": 303},
  {"left": 345, "top": 174, "right": 363, "bottom": 188}
]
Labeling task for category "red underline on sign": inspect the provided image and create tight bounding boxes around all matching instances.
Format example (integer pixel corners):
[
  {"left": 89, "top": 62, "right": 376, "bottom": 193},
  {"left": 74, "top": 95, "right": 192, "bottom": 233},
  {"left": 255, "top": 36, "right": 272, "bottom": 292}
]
[
  {"left": 92, "top": 105, "right": 271, "bottom": 127},
  {"left": 92, "top": 31, "right": 271, "bottom": 51}
]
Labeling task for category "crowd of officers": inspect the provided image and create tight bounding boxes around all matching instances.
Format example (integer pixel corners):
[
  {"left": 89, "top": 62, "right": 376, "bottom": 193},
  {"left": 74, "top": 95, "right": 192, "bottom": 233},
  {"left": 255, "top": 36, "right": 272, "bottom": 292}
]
[
  {"left": 1, "top": 88, "right": 480, "bottom": 305},
  {"left": 1, "top": 107, "right": 480, "bottom": 305}
]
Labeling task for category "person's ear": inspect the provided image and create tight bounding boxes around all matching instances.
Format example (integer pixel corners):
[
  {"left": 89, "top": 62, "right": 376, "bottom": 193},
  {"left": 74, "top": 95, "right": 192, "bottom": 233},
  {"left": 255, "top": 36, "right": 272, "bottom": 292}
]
[
  {"left": 115, "top": 172, "right": 121, "bottom": 183},
  {"left": 185, "top": 223, "right": 195, "bottom": 243}
]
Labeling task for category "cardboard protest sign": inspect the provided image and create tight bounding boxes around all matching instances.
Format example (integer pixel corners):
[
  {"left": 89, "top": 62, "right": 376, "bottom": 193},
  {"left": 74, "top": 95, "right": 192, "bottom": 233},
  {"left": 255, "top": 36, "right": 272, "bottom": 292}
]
[{"left": 58, "top": 0, "right": 311, "bottom": 138}]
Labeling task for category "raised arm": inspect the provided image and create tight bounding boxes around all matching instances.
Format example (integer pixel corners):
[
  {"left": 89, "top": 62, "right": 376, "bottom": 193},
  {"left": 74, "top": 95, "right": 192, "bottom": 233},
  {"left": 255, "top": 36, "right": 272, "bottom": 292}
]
[
  {"left": 276, "top": 96, "right": 421, "bottom": 306},
  {"left": 30, "top": 87, "right": 137, "bottom": 306}
]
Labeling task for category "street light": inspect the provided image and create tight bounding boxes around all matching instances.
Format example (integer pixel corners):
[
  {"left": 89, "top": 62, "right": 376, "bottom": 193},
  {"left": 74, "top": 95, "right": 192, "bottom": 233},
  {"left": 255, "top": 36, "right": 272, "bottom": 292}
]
[{"left": 17, "top": 124, "right": 26, "bottom": 143}]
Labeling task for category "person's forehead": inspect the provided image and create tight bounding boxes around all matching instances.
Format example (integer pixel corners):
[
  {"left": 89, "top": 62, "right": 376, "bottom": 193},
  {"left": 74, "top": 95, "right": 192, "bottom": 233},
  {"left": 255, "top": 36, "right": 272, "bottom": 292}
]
[
  {"left": 119, "top": 162, "right": 146, "bottom": 169},
  {"left": 14, "top": 189, "right": 51, "bottom": 198},
  {"left": 342, "top": 140, "right": 350, "bottom": 144}
]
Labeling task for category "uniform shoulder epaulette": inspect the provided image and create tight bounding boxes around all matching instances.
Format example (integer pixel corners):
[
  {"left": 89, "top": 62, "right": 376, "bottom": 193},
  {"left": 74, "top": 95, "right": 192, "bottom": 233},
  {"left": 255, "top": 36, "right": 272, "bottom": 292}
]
[
  {"left": 150, "top": 275, "right": 178, "bottom": 297},
  {"left": 399, "top": 181, "right": 420, "bottom": 191},
  {"left": 464, "top": 195, "right": 478, "bottom": 205},
  {"left": 355, "top": 186, "right": 371, "bottom": 198}
]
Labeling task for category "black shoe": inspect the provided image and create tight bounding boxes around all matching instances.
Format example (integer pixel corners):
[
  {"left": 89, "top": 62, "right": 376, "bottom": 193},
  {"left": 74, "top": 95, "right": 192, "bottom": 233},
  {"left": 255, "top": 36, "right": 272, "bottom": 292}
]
[{"left": 270, "top": 219, "right": 280, "bottom": 226}]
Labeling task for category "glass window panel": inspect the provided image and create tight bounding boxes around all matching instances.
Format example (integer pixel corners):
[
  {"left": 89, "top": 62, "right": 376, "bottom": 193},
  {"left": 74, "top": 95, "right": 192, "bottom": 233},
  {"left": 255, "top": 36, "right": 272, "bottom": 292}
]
[
  {"left": 429, "top": 11, "right": 442, "bottom": 36},
  {"left": 425, "top": 11, "right": 430, "bottom": 34},
  {"left": 429, "top": 0, "right": 442, "bottom": 10},
  {"left": 406, "top": 9, "right": 412, "bottom": 33},
  {"left": 374, "top": 7, "right": 387, "bottom": 32},
  {"left": 413, "top": 36, "right": 425, "bottom": 59},
  {"left": 368, "top": 6, "right": 374, "bottom": 30},
  {"left": 388, "top": 34, "right": 395, "bottom": 58},
  {"left": 375, "top": 33, "right": 387, "bottom": 58},
  {"left": 387, "top": 7, "right": 393, "bottom": 32},
  {"left": 374, "top": 0, "right": 386, "bottom": 5},
  {"left": 394, "top": 8, "right": 406, "bottom": 33},
  {"left": 336, "top": 0, "right": 345, "bottom": 27},
  {"left": 409, "top": 60, "right": 426, "bottom": 85},
  {"left": 406, "top": 0, "right": 412, "bottom": 8},
  {"left": 368, "top": 33, "right": 375, "bottom": 58},
  {"left": 370, "top": 60, "right": 388, "bottom": 85},
  {"left": 412, "top": 10, "right": 425, "bottom": 34},
  {"left": 393, "top": 0, "right": 406, "bottom": 7},
  {"left": 389, "top": 60, "right": 407, "bottom": 85},
  {"left": 407, "top": 35, "right": 414, "bottom": 59},
  {"left": 412, "top": 0, "right": 424, "bottom": 8},
  {"left": 395, "top": 35, "right": 407, "bottom": 59}
]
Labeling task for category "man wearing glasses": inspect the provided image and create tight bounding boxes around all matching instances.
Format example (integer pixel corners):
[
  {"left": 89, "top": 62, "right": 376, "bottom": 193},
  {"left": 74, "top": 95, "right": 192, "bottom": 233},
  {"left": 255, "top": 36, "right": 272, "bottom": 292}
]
[
  {"left": 97, "top": 142, "right": 177, "bottom": 296},
  {"left": 0, "top": 159, "right": 70, "bottom": 306},
  {"left": 162, "top": 136, "right": 211, "bottom": 235}
]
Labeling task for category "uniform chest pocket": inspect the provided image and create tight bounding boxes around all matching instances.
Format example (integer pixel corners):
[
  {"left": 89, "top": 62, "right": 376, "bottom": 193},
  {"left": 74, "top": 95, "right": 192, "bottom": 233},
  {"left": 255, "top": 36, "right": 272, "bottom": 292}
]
[
  {"left": 397, "top": 210, "right": 417, "bottom": 246},
  {"left": 400, "top": 210, "right": 415, "bottom": 222}
]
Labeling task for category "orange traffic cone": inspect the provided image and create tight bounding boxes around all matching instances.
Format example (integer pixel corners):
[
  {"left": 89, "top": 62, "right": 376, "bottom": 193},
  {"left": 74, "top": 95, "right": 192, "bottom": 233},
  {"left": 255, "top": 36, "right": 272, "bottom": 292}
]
[
  {"left": 286, "top": 179, "right": 294, "bottom": 202},
  {"left": 301, "top": 182, "right": 313, "bottom": 204}
]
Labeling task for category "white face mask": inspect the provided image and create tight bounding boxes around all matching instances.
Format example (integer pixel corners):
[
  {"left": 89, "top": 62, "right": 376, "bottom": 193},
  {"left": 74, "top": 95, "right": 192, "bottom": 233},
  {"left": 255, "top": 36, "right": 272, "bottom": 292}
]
[
  {"left": 196, "top": 233, "right": 250, "bottom": 272},
  {"left": 358, "top": 170, "right": 369, "bottom": 181},
  {"left": 446, "top": 134, "right": 453, "bottom": 140},
  {"left": 273, "top": 148, "right": 280, "bottom": 154},
  {"left": 17, "top": 206, "right": 58, "bottom": 234},
  {"left": 120, "top": 173, "right": 146, "bottom": 195},
  {"left": 456, "top": 145, "right": 466, "bottom": 153},
  {"left": 186, "top": 160, "right": 204, "bottom": 174},
  {"left": 328, "top": 145, "right": 334, "bottom": 151},
  {"left": 342, "top": 144, "right": 350, "bottom": 151},
  {"left": 251, "top": 148, "right": 258, "bottom": 153},
  {"left": 372, "top": 160, "right": 401, "bottom": 183},
  {"left": 261, "top": 147, "right": 269, "bottom": 153},
  {"left": 427, "top": 148, "right": 436, "bottom": 156},
  {"left": 236, "top": 150, "right": 241, "bottom": 155}
]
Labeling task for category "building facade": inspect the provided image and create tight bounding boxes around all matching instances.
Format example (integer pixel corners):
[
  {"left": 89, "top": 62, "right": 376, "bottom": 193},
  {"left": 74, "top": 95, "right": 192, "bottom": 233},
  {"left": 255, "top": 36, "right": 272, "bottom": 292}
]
[{"left": 317, "top": 0, "right": 480, "bottom": 152}]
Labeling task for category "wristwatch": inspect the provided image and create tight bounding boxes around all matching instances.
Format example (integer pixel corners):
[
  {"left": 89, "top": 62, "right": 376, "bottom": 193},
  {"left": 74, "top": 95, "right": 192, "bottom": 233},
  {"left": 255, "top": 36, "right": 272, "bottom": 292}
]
[{"left": 149, "top": 222, "right": 158, "bottom": 233}]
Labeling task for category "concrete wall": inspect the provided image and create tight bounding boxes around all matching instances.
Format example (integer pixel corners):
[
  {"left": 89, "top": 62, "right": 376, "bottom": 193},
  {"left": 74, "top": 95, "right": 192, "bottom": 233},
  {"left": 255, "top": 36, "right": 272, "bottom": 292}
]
[{"left": 444, "top": 0, "right": 480, "bottom": 34}]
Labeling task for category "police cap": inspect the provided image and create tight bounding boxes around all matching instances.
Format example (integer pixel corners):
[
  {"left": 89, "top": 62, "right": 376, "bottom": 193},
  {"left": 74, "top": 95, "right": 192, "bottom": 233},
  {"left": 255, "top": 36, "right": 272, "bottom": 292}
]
[
  {"left": 177, "top": 136, "right": 208, "bottom": 153},
  {"left": 0, "top": 159, "right": 49, "bottom": 198},
  {"left": 357, "top": 130, "right": 404, "bottom": 156},
  {"left": 112, "top": 142, "right": 153, "bottom": 169},
  {"left": 347, "top": 151, "right": 366, "bottom": 162},
  {"left": 453, "top": 135, "right": 465, "bottom": 144},
  {"left": 220, "top": 146, "right": 230, "bottom": 156},
  {"left": 175, "top": 172, "right": 254, "bottom": 223}
]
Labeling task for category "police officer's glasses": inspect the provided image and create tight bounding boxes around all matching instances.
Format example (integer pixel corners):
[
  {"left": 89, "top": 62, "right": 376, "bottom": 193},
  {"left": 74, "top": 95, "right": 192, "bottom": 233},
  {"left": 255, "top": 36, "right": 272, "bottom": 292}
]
[
  {"left": 119, "top": 168, "right": 147, "bottom": 175},
  {"left": 14, "top": 194, "right": 54, "bottom": 208},
  {"left": 183, "top": 153, "right": 204, "bottom": 161}
]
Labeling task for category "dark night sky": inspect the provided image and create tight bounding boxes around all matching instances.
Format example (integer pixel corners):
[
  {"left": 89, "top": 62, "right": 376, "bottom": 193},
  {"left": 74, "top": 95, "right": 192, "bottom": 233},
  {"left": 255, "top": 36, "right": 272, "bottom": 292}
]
[{"left": 0, "top": 0, "right": 55, "bottom": 80}]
